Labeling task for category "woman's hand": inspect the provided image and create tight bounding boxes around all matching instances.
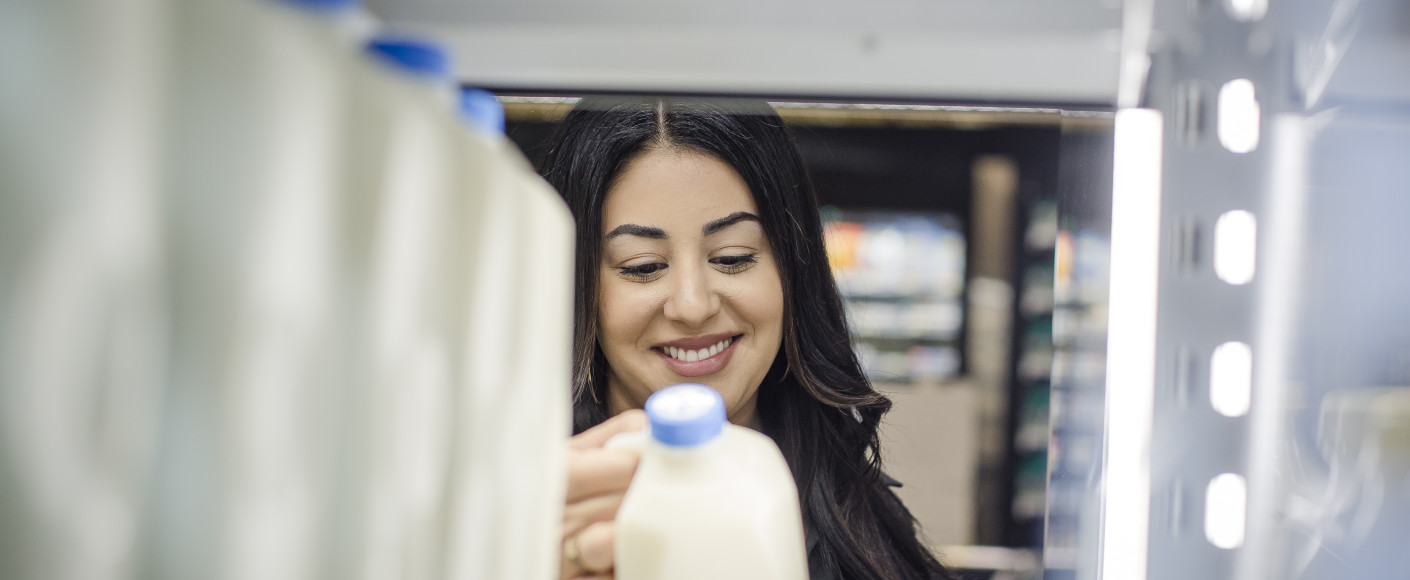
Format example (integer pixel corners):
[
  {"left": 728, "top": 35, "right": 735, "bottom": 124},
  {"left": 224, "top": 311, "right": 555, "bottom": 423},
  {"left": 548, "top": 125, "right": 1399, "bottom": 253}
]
[{"left": 561, "top": 410, "right": 647, "bottom": 579}]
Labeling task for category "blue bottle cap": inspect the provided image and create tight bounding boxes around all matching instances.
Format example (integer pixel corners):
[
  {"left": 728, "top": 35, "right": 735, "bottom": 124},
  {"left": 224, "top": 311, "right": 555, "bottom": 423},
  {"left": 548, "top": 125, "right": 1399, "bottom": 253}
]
[
  {"left": 645, "top": 384, "right": 726, "bottom": 447},
  {"left": 459, "top": 87, "right": 505, "bottom": 134},
  {"left": 276, "top": 0, "right": 356, "bottom": 12},
  {"left": 365, "top": 37, "right": 451, "bottom": 80}
]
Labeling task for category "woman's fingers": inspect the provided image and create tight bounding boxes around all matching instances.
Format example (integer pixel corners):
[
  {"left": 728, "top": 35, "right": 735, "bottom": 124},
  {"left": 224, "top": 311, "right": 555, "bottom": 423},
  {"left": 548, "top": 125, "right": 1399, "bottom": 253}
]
[
  {"left": 560, "top": 521, "right": 617, "bottom": 579},
  {"left": 560, "top": 410, "right": 645, "bottom": 579},
  {"left": 569, "top": 522, "right": 614, "bottom": 575},
  {"left": 570, "top": 409, "right": 647, "bottom": 449},
  {"left": 563, "top": 492, "right": 625, "bottom": 538},
  {"left": 566, "top": 448, "right": 637, "bottom": 503},
  {"left": 566, "top": 411, "right": 647, "bottom": 503}
]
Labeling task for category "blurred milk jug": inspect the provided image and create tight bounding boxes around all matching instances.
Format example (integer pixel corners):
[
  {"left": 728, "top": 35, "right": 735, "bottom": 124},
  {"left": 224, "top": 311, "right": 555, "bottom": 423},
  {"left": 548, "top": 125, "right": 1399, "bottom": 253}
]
[
  {"left": 443, "top": 88, "right": 576, "bottom": 580},
  {"left": 159, "top": 0, "right": 360, "bottom": 578},
  {"left": 0, "top": 0, "right": 169, "bottom": 578},
  {"left": 613, "top": 384, "right": 808, "bottom": 580},
  {"left": 342, "top": 36, "right": 460, "bottom": 580}
]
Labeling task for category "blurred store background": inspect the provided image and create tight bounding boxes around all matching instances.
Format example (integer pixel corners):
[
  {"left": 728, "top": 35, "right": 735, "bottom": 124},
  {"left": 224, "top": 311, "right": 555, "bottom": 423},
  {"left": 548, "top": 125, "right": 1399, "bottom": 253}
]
[{"left": 497, "top": 99, "right": 1109, "bottom": 576}]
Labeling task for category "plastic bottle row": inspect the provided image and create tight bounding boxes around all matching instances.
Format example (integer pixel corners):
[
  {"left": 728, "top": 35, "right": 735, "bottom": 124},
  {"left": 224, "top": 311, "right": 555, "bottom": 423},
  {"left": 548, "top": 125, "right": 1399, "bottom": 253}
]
[{"left": 0, "top": 1, "right": 573, "bottom": 579}]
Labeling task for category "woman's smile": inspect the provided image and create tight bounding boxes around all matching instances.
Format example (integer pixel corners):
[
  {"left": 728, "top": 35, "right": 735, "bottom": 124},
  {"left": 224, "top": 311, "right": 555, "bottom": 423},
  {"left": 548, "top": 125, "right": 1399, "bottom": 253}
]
[{"left": 653, "top": 333, "right": 743, "bottom": 377}]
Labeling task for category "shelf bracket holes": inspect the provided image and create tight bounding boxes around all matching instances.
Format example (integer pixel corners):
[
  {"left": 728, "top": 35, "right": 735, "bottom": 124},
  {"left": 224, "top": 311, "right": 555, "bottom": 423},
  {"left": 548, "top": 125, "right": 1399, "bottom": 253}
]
[
  {"left": 1210, "top": 341, "right": 1252, "bottom": 417},
  {"left": 1214, "top": 210, "right": 1257, "bottom": 285},
  {"left": 1218, "top": 79, "right": 1261, "bottom": 153},
  {"left": 1205, "top": 473, "right": 1248, "bottom": 549},
  {"left": 1226, "top": 0, "right": 1268, "bottom": 22}
]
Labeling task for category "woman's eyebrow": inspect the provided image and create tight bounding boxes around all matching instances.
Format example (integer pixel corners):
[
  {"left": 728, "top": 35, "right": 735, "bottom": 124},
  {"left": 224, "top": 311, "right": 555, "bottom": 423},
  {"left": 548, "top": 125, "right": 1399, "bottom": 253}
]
[
  {"left": 604, "top": 223, "right": 667, "bottom": 240},
  {"left": 702, "top": 212, "right": 761, "bottom": 236}
]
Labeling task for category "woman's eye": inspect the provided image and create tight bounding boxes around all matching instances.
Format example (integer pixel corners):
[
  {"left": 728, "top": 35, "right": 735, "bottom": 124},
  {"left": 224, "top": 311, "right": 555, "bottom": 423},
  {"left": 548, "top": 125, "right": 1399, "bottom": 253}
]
[
  {"left": 618, "top": 263, "right": 666, "bottom": 280},
  {"left": 711, "top": 254, "right": 758, "bottom": 272}
]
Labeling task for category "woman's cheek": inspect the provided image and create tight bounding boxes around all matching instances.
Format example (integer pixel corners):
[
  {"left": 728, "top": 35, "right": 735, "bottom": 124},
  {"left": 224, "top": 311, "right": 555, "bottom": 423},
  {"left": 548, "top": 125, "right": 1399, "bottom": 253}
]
[{"left": 598, "top": 280, "right": 659, "bottom": 344}]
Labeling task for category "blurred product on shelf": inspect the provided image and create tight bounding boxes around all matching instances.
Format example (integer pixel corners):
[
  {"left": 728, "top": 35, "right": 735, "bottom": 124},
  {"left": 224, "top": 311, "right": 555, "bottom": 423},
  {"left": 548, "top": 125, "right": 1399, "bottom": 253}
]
[
  {"left": 1008, "top": 193, "right": 1059, "bottom": 547},
  {"left": 1043, "top": 124, "right": 1114, "bottom": 575},
  {"left": 0, "top": 2, "right": 573, "bottom": 580},
  {"left": 1043, "top": 225, "right": 1112, "bottom": 573},
  {"left": 348, "top": 34, "right": 464, "bottom": 580},
  {"left": 0, "top": 0, "right": 170, "bottom": 578},
  {"left": 825, "top": 210, "right": 966, "bottom": 300},
  {"left": 160, "top": 1, "right": 365, "bottom": 578},
  {"left": 443, "top": 85, "right": 575, "bottom": 580},
  {"left": 824, "top": 209, "right": 966, "bottom": 383}
]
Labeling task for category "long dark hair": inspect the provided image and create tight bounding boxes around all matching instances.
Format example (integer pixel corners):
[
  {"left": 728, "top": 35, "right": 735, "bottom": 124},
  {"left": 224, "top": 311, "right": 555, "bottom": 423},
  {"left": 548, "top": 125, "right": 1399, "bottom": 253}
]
[{"left": 540, "top": 96, "right": 952, "bottom": 580}]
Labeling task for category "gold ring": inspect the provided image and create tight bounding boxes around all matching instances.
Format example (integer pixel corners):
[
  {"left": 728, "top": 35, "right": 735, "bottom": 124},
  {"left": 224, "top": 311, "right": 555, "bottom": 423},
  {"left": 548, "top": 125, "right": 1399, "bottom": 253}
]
[{"left": 565, "top": 532, "right": 589, "bottom": 572}]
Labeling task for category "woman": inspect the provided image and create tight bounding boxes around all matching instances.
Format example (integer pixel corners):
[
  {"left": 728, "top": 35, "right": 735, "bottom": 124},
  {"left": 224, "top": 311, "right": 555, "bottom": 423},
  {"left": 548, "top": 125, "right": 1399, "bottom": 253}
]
[{"left": 542, "top": 96, "right": 953, "bottom": 580}]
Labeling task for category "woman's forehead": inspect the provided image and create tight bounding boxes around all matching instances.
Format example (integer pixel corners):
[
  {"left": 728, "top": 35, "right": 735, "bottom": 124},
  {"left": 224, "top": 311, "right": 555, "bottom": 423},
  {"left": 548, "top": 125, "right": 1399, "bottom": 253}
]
[{"left": 601, "top": 148, "right": 758, "bottom": 235}]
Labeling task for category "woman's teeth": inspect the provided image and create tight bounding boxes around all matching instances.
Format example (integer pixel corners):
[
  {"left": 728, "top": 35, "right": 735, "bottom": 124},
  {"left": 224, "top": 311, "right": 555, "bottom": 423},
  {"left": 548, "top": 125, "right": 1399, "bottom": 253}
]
[{"left": 663, "top": 337, "right": 734, "bottom": 362}]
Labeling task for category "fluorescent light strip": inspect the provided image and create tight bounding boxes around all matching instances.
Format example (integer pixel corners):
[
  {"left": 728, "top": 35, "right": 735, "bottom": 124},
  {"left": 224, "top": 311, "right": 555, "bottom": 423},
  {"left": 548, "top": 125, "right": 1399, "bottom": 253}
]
[{"left": 1100, "top": 108, "right": 1164, "bottom": 580}]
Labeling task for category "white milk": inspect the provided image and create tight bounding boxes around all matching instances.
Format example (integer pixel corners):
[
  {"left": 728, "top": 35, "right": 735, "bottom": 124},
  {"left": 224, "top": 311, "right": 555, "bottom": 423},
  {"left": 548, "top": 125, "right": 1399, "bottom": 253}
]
[
  {"left": 443, "top": 88, "right": 576, "bottom": 580},
  {"left": 442, "top": 91, "right": 518, "bottom": 580},
  {"left": 343, "top": 37, "right": 458, "bottom": 580},
  {"left": 613, "top": 384, "right": 809, "bottom": 580},
  {"left": 0, "top": 1, "right": 169, "bottom": 579},
  {"left": 439, "top": 88, "right": 508, "bottom": 580},
  {"left": 158, "top": 0, "right": 356, "bottom": 578},
  {"left": 502, "top": 142, "right": 576, "bottom": 580}
]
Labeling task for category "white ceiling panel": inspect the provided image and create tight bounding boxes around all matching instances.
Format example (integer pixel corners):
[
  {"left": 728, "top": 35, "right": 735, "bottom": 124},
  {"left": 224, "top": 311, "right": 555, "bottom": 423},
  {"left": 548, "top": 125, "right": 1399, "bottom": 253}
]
[{"left": 367, "top": 0, "right": 1124, "bottom": 105}]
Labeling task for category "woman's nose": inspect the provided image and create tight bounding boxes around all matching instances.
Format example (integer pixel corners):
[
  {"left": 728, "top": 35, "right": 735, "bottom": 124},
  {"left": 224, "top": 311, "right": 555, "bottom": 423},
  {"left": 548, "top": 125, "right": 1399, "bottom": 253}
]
[{"left": 662, "top": 263, "right": 720, "bottom": 327}]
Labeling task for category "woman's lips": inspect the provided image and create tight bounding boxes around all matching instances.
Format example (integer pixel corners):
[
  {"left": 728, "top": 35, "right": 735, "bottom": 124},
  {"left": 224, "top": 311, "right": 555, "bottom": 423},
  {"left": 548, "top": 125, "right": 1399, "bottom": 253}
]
[{"left": 655, "top": 335, "right": 741, "bottom": 378}]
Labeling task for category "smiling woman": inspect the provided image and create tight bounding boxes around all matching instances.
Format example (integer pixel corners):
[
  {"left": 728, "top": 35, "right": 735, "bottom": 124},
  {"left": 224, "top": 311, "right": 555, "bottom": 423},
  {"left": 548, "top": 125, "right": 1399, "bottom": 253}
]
[
  {"left": 597, "top": 149, "right": 784, "bottom": 428},
  {"left": 541, "top": 96, "right": 953, "bottom": 580}
]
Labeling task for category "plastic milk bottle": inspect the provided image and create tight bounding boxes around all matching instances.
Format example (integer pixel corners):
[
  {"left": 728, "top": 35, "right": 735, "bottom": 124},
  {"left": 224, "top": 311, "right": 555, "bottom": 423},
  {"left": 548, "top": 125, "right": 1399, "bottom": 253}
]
[
  {"left": 0, "top": 0, "right": 168, "bottom": 578},
  {"left": 158, "top": 0, "right": 357, "bottom": 577},
  {"left": 613, "top": 384, "right": 809, "bottom": 580}
]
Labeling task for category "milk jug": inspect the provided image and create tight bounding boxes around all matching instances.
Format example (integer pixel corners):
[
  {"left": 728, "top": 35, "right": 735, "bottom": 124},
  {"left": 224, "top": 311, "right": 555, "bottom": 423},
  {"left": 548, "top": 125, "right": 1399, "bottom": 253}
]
[
  {"left": 614, "top": 384, "right": 809, "bottom": 580},
  {"left": 443, "top": 87, "right": 576, "bottom": 580},
  {"left": 344, "top": 37, "right": 460, "bottom": 580},
  {"left": 0, "top": 0, "right": 169, "bottom": 578},
  {"left": 156, "top": 0, "right": 359, "bottom": 578},
  {"left": 442, "top": 87, "right": 521, "bottom": 580},
  {"left": 499, "top": 136, "right": 576, "bottom": 580}
]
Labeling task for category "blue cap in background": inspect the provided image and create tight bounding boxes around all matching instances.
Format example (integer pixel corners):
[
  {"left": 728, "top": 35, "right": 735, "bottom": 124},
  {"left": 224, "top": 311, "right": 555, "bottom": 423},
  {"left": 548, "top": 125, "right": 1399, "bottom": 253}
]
[
  {"left": 276, "top": 0, "right": 357, "bottom": 13},
  {"left": 645, "top": 384, "right": 726, "bottom": 447},
  {"left": 366, "top": 37, "right": 451, "bottom": 80},
  {"left": 459, "top": 87, "right": 505, "bottom": 134}
]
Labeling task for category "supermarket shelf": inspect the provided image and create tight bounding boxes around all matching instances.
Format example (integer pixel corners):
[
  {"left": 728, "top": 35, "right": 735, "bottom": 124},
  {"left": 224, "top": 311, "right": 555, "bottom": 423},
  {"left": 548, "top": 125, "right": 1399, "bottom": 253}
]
[{"left": 938, "top": 545, "right": 1040, "bottom": 575}]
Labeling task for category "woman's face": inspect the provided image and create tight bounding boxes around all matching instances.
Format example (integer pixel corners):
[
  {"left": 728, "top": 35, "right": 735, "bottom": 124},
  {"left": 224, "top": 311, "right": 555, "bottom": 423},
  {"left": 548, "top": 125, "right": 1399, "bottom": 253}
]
[{"left": 597, "top": 147, "right": 785, "bottom": 427}]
